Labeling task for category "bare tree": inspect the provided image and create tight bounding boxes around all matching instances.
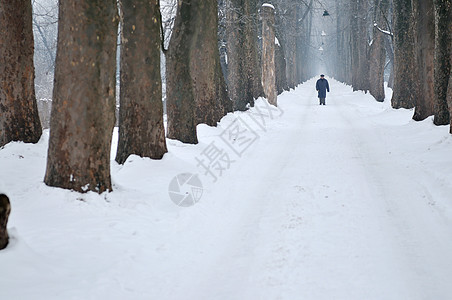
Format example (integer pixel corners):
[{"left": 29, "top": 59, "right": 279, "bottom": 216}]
[
  {"left": 433, "top": 0, "right": 451, "bottom": 126},
  {"left": 166, "top": 0, "right": 199, "bottom": 143},
  {"left": 190, "top": 1, "right": 232, "bottom": 126},
  {"left": 351, "top": 0, "right": 370, "bottom": 92},
  {"left": 391, "top": 0, "right": 416, "bottom": 109},
  {"left": 115, "top": 0, "right": 168, "bottom": 164},
  {"left": 45, "top": 0, "right": 119, "bottom": 193},
  {"left": 412, "top": 0, "right": 435, "bottom": 121},
  {"left": 0, "top": 0, "right": 42, "bottom": 147},
  {"left": 369, "top": 0, "right": 388, "bottom": 102},
  {"left": 225, "top": 0, "right": 261, "bottom": 110},
  {"left": 261, "top": 4, "right": 277, "bottom": 106}
]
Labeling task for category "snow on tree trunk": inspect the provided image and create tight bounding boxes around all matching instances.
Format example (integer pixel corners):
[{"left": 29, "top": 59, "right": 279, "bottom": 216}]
[
  {"left": 115, "top": 0, "right": 167, "bottom": 164},
  {"left": 44, "top": 0, "right": 118, "bottom": 193},
  {"left": 261, "top": 4, "right": 277, "bottom": 106},
  {"left": 412, "top": 0, "right": 436, "bottom": 121},
  {"left": 0, "top": 194, "right": 10, "bottom": 250},
  {"left": 433, "top": 0, "right": 451, "bottom": 126},
  {"left": 391, "top": 0, "right": 416, "bottom": 109},
  {"left": 0, "top": 0, "right": 42, "bottom": 147},
  {"left": 166, "top": 0, "right": 198, "bottom": 144}
]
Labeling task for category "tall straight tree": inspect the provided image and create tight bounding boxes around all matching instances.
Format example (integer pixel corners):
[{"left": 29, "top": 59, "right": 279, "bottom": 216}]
[
  {"left": 368, "top": 0, "right": 388, "bottom": 102},
  {"left": 167, "top": 0, "right": 231, "bottom": 143},
  {"left": 433, "top": 0, "right": 451, "bottom": 126},
  {"left": 115, "top": 0, "right": 167, "bottom": 164},
  {"left": 276, "top": 0, "right": 298, "bottom": 89},
  {"left": 297, "top": 0, "right": 314, "bottom": 83},
  {"left": 0, "top": 0, "right": 42, "bottom": 147},
  {"left": 412, "top": 0, "right": 435, "bottom": 121},
  {"left": 243, "top": 0, "right": 264, "bottom": 100},
  {"left": 225, "top": 0, "right": 259, "bottom": 110},
  {"left": 335, "top": 0, "right": 352, "bottom": 84},
  {"left": 391, "top": 0, "right": 416, "bottom": 109},
  {"left": 45, "top": 0, "right": 118, "bottom": 193},
  {"left": 350, "top": 0, "right": 370, "bottom": 92},
  {"left": 190, "top": 0, "right": 232, "bottom": 126},
  {"left": 261, "top": 3, "right": 277, "bottom": 106},
  {"left": 166, "top": 0, "right": 198, "bottom": 144}
]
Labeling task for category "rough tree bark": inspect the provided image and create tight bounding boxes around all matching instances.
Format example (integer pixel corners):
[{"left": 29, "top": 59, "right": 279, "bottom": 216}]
[
  {"left": 190, "top": 0, "right": 232, "bottom": 126},
  {"left": 115, "top": 0, "right": 167, "bottom": 164},
  {"left": 261, "top": 4, "right": 277, "bottom": 106},
  {"left": 412, "top": 0, "right": 436, "bottom": 121},
  {"left": 0, "top": 0, "right": 42, "bottom": 147},
  {"left": 166, "top": 0, "right": 198, "bottom": 143},
  {"left": 391, "top": 0, "right": 416, "bottom": 109},
  {"left": 369, "top": 0, "right": 388, "bottom": 102},
  {"left": 0, "top": 194, "right": 10, "bottom": 250},
  {"left": 433, "top": 0, "right": 451, "bottom": 126},
  {"left": 44, "top": 0, "right": 118, "bottom": 193}
]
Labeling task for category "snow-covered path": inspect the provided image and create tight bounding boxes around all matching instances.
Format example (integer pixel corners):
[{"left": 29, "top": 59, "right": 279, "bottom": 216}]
[
  {"left": 1, "top": 79, "right": 452, "bottom": 299},
  {"left": 169, "top": 80, "right": 452, "bottom": 299}
]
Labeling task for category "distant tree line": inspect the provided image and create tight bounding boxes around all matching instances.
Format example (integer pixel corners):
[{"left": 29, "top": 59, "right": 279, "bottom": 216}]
[{"left": 330, "top": 0, "right": 451, "bottom": 129}]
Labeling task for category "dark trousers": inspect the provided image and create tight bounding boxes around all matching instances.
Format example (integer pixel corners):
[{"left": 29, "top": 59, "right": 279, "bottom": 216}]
[{"left": 319, "top": 98, "right": 326, "bottom": 105}]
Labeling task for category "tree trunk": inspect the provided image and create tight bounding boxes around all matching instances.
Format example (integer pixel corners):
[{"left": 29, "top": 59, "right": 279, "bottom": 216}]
[
  {"left": 243, "top": 0, "right": 264, "bottom": 100},
  {"left": 166, "top": 0, "right": 198, "bottom": 143},
  {"left": 350, "top": 0, "right": 360, "bottom": 90},
  {"left": 351, "top": 0, "right": 370, "bottom": 92},
  {"left": 369, "top": 0, "right": 388, "bottom": 102},
  {"left": 275, "top": 40, "right": 289, "bottom": 94},
  {"left": 391, "top": 0, "right": 416, "bottom": 109},
  {"left": 226, "top": 0, "right": 255, "bottom": 111},
  {"left": 190, "top": 0, "right": 232, "bottom": 126},
  {"left": 44, "top": 0, "right": 118, "bottom": 193},
  {"left": 261, "top": 4, "right": 277, "bottom": 106},
  {"left": 448, "top": 73, "right": 452, "bottom": 133},
  {"left": 281, "top": 3, "right": 297, "bottom": 89},
  {"left": 0, "top": 194, "right": 10, "bottom": 250},
  {"left": 0, "top": 0, "right": 42, "bottom": 147},
  {"left": 384, "top": 35, "right": 395, "bottom": 89},
  {"left": 335, "top": 0, "right": 350, "bottom": 84},
  {"left": 115, "top": 0, "right": 167, "bottom": 164},
  {"left": 296, "top": 0, "right": 314, "bottom": 83},
  {"left": 412, "top": 0, "right": 436, "bottom": 121},
  {"left": 433, "top": 0, "right": 451, "bottom": 125}
]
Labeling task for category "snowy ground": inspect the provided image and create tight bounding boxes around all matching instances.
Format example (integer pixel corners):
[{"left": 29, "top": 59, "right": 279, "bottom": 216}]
[{"left": 1, "top": 79, "right": 452, "bottom": 300}]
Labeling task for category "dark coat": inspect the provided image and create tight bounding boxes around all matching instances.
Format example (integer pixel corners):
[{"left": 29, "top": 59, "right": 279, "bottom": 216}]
[{"left": 316, "top": 78, "right": 330, "bottom": 98}]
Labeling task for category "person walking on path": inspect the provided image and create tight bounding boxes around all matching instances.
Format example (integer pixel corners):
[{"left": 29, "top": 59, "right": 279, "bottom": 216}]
[{"left": 316, "top": 74, "right": 330, "bottom": 105}]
